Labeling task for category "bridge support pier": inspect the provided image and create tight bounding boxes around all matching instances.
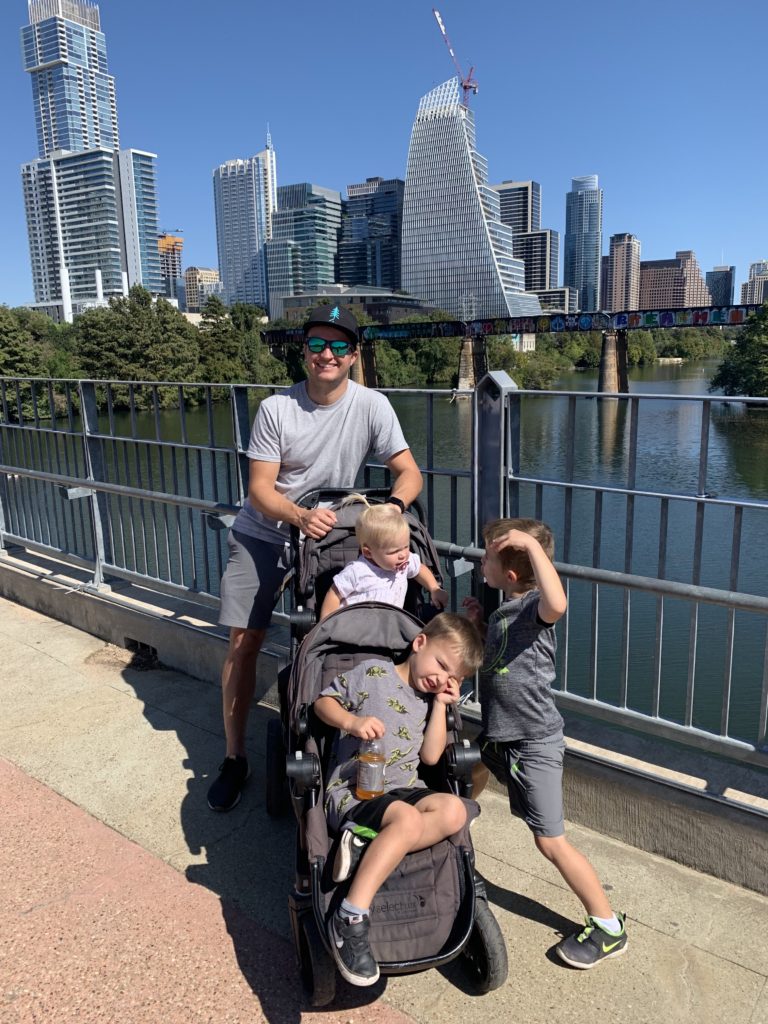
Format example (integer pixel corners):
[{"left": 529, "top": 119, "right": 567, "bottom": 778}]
[{"left": 598, "top": 328, "right": 629, "bottom": 393}]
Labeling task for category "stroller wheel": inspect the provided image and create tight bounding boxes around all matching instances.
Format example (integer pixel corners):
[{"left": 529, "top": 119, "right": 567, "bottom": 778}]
[
  {"left": 265, "top": 717, "right": 289, "bottom": 817},
  {"left": 461, "top": 898, "right": 509, "bottom": 993},
  {"left": 297, "top": 912, "right": 336, "bottom": 1007}
]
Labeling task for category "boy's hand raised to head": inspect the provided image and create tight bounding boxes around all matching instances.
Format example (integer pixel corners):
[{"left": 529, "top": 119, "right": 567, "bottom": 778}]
[
  {"left": 434, "top": 676, "right": 461, "bottom": 706},
  {"left": 489, "top": 528, "right": 536, "bottom": 554},
  {"left": 347, "top": 715, "right": 386, "bottom": 740}
]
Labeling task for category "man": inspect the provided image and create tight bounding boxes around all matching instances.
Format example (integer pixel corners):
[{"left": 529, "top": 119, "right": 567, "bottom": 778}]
[{"left": 208, "top": 304, "right": 423, "bottom": 811}]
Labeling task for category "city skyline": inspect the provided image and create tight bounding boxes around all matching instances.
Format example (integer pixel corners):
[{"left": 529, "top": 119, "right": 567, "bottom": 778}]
[{"left": 1, "top": 0, "right": 766, "bottom": 309}]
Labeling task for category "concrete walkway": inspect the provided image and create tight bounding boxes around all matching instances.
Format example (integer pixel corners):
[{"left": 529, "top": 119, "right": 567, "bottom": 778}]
[{"left": 1, "top": 595, "right": 767, "bottom": 1024}]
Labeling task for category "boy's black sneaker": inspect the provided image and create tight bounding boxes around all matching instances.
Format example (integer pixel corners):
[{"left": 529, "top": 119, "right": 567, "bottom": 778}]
[
  {"left": 556, "top": 912, "right": 628, "bottom": 969},
  {"left": 330, "top": 909, "right": 379, "bottom": 986},
  {"left": 332, "top": 825, "right": 376, "bottom": 883},
  {"left": 207, "top": 756, "right": 249, "bottom": 811}
]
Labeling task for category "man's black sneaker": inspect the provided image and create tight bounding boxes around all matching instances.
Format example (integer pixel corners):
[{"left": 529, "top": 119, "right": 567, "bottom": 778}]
[
  {"left": 332, "top": 825, "right": 376, "bottom": 883},
  {"left": 207, "top": 756, "right": 249, "bottom": 811},
  {"left": 556, "top": 912, "right": 628, "bottom": 969},
  {"left": 330, "top": 910, "right": 379, "bottom": 986}
]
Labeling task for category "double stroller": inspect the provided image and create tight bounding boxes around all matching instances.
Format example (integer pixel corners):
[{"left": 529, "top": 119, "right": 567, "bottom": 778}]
[{"left": 265, "top": 490, "right": 508, "bottom": 1005}]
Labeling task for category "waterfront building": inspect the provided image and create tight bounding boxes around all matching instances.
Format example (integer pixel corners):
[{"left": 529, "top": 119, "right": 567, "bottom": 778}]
[
  {"left": 512, "top": 229, "right": 559, "bottom": 292},
  {"left": 402, "top": 78, "right": 540, "bottom": 319},
  {"left": 158, "top": 233, "right": 184, "bottom": 299},
  {"left": 338, "top": 177, "right": 404, "bottom": 291},
  {"left": 739, "top": 261, "right": 768, "bottom": 305},
  {"left": 639, "top": 251, "right": 711, "bottom": 308},
  {"left": 274, "top": 284, "right": 433, "bottom": 324},
  {"left": 564, "top": 175, "right": 603, "bottom": 312},
  {"left": 213, "top": 139, "right": 277, "bottom": 309},
  {"left": 22, "top": 0, "right": 119, "bottom": 159},
  {"left": 492, "top": 180, "right": 541, "bottom": 235},
  {"left": 19, "top": 0, "right": 164, "bottom": 320},
  {"left": 184, "top": 267, "right": 220, "bottom": 314},
  {"left": 706, "top": 266, "right": 735, "bottom": 306},
  {"left": 536, "top": 287, "right": 578, "bottom": 313},
  {"left": 604, "top": 233, "right": 641, "bottom": 312},
  {"left": 266, "top": 183, "right": 342, "bottom": 314}
]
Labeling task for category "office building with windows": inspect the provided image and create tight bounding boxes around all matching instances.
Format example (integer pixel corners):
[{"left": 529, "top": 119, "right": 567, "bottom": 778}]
[
  {"left": 536, "top": 287, "right": 578, "bottom": 313},
  {"left": 740, "top": 261, "right": 768, "bottom": 305},
  {"left": 338, "top": 177, "right": 404, "bottom": 291},
  {"left": 512, "top": 229, "right": 559, "bottom": 292},
  {"left": 402, "top": 78, "right": 540, "bottom": 319},
  {"left": 603, "top": 233, "right": 641, "bottom": 312},
  {"left": 20, "top": 0, "right": 163, "bottom": 320},
  {"left": 705, "top": 266, "right": 735, "bottom": 306},
  {"left": 184, "top": 267, "right": 220, "bottom": 313},
  {"left": 492, "top": 180, "right": 541, "bottom": 236},
  {"left": 639, "top": 251, "right": 711, "bottom": 308},
  {"left": 564, "top": 175, "right": 603, "bottom": 311},
  {"left": 213, "top": 139, "right": 277, "bottom": 308},
  {"left": 265, "top": 182, "right": 342, "bottom": 313}
]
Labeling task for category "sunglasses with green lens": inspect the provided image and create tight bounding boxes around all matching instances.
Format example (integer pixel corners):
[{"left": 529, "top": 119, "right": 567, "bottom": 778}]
[{"left": 305, "top": 336, "right": 355, "bottom": 356}]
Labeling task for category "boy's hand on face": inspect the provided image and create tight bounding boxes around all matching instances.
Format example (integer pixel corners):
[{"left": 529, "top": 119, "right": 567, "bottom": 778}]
[
  {"left": 461, "top": 596, "right": 484, "bottom": 626},
  {"left": 434, "top": 676, "right": 461, "bottom": 706},
  {"left": 430, "top": 586, "right": 449, "bottom": 610},
  {"left": 348, "top": 715, "right": 385, "bottom": 740}
]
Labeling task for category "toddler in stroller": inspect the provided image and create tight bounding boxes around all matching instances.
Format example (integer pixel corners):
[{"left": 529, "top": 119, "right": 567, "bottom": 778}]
[{"left": 281, "top": 603, "right": 509, "bottom": 1004}]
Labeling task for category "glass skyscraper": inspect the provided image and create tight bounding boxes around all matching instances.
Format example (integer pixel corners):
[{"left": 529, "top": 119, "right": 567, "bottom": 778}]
[
  {"left": 564, "top": 175, "right": 603, "bottom": 312},
  {"left": 265, "top": 183, "right": 342, "bottom": 315},
  {"left": 20, "top": 0, "right": 162, "bottom": 320},
  {"left": 402, "top": 78, "right": 540, "bottom": 320},
  {"left": 213, "top": 139, "right": 277, "bottom": 308},
  {"left": 338, "top": 177, "right": 404, "bottom": 291}
]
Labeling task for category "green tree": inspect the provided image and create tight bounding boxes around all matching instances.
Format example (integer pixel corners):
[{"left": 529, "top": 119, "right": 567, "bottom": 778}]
[
  {"left": 709, "top": 304, "right": 768, "bottom": 397},
  {"left": 0, "top": 306, "right": 50, "bottom": 420},
  {"left": 198, "top": 295, "right": 246, "bottom": 384}
]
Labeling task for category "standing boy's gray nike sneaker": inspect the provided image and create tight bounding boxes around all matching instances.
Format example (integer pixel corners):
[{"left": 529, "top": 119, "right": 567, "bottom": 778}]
[{"left": 555, "top": 912, "right": 628, "bottom": 969}]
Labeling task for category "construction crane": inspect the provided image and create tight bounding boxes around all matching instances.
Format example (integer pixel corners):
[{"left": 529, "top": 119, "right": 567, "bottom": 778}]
[{"left": 432, "top": 8, "right": 478, "bottom": 105}]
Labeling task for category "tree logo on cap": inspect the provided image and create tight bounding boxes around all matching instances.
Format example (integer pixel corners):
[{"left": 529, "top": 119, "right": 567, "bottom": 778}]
[{"left": 329, "top": 306, "right": 340, "bottom": 323}]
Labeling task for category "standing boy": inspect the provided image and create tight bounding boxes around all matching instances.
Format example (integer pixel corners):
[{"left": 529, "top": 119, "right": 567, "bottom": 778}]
[
  {"left": 314, "top": 613, "right": 484, "bottom": 987},
  {"left": 463, "top": 518, "right": 627, "bottom": 969}
]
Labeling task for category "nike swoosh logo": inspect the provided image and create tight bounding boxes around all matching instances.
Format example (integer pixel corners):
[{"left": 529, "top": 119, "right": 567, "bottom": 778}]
[{"left": 602, "top": 939, "right": 623, "bottom": 953}]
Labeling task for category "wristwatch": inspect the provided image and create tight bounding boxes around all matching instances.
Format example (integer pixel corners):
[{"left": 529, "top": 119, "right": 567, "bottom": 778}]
[{"left": 386, "top": 495, "right": 406, "bottom": 513}]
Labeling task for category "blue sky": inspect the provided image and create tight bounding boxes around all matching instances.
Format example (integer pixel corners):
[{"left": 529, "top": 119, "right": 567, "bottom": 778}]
[{"left": 1, "top": 0, "right": 766, "bottom": 308}]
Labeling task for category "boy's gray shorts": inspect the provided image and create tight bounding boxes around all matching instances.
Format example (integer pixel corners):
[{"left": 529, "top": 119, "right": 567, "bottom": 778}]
[
  {"left": 218, "top": 529, "right": 290, "bottom": 631},
  {"left": 479, "top": 731, "right": 566, "bottom": 838}
]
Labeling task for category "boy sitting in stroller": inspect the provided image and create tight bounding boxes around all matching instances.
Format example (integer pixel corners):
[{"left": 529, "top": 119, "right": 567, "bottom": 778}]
[{"left": 314, "top": 613, "right": 484, "bottom": 987}]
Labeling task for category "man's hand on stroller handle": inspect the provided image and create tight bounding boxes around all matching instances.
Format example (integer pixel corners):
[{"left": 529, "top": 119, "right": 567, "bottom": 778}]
[{"left": 297, "top": 506, "right": 337, "bottom": 539}]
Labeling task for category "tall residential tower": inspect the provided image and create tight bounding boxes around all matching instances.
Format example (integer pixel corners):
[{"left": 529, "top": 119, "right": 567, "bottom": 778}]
[
  {"left": 564, "top": 175, "right": 603, "bottom": 312},
  {"left": 213, "top": 137, "right": 277, "bottom": 309},
  {"left": 401, "top": 78, "right": 540, "bottom": 319},
  {"left": 604, "top": 233, "right": 641, "bottom": 312},
  {"left": 20, "top": 0, "right": 162, "bottom": 320}
]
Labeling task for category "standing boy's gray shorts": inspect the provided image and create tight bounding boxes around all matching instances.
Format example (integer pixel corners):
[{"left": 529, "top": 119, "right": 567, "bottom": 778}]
[
  {"left": 479, "top": 731, "right": 566, "bottom": 838},
  {"left": 218, "top": 529, "right": 290, "bottom": 630}
]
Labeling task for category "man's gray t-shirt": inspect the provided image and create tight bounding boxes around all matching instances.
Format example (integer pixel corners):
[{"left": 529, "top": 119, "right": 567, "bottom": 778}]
[
  {"left": 480, "top": 589, "right": 564, "bottom": 741},
  {"left": 319, "top": 658, "right": 431, "bottom": 831},
  {"left": 233, "top": 380, "right": 408, "bottom": 545}
]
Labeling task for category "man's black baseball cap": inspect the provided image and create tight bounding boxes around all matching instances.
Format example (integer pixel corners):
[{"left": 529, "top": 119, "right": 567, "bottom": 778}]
[{"left": 303, "top": 304, "right": 360, "bottom": 346}]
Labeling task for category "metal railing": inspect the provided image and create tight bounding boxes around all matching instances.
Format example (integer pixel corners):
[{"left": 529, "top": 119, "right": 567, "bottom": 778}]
[{"left": 1, "top": 373, "right": 766, "bottom": 768}]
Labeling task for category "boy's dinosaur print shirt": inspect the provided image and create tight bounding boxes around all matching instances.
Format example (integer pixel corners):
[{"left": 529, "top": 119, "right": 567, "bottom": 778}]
[{"left": 319, "top": 657, "right": 430, "bottom": 830}]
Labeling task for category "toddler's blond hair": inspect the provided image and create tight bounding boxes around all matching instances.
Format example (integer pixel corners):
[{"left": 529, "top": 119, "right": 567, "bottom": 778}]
[{"left": 342, "top": 494, "right": 410, "bottom": 551}]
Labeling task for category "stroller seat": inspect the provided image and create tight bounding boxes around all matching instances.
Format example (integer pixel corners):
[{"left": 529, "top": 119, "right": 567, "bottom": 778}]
[{"left": 274, "top": 603, "right": 508, "bottom": 1004}]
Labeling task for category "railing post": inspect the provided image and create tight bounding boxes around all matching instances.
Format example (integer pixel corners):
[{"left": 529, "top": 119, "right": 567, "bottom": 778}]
[
  {"left": 474, "top": 371, "right": 519, "bottom": 617},
  {"left": 231, "top": 385, "right": 253, "bottom": 505},
  {"left": 78, "top": 381, "right": 112, "bottom": 588}
]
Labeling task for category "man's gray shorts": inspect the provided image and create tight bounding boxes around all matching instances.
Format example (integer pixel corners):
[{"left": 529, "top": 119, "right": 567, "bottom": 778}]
[
  {"left": 218, "top": 529, "right": 291, "bottom": 631},
  {"left": 479, "top": 731, "right": 566, "bottom": 838}
]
